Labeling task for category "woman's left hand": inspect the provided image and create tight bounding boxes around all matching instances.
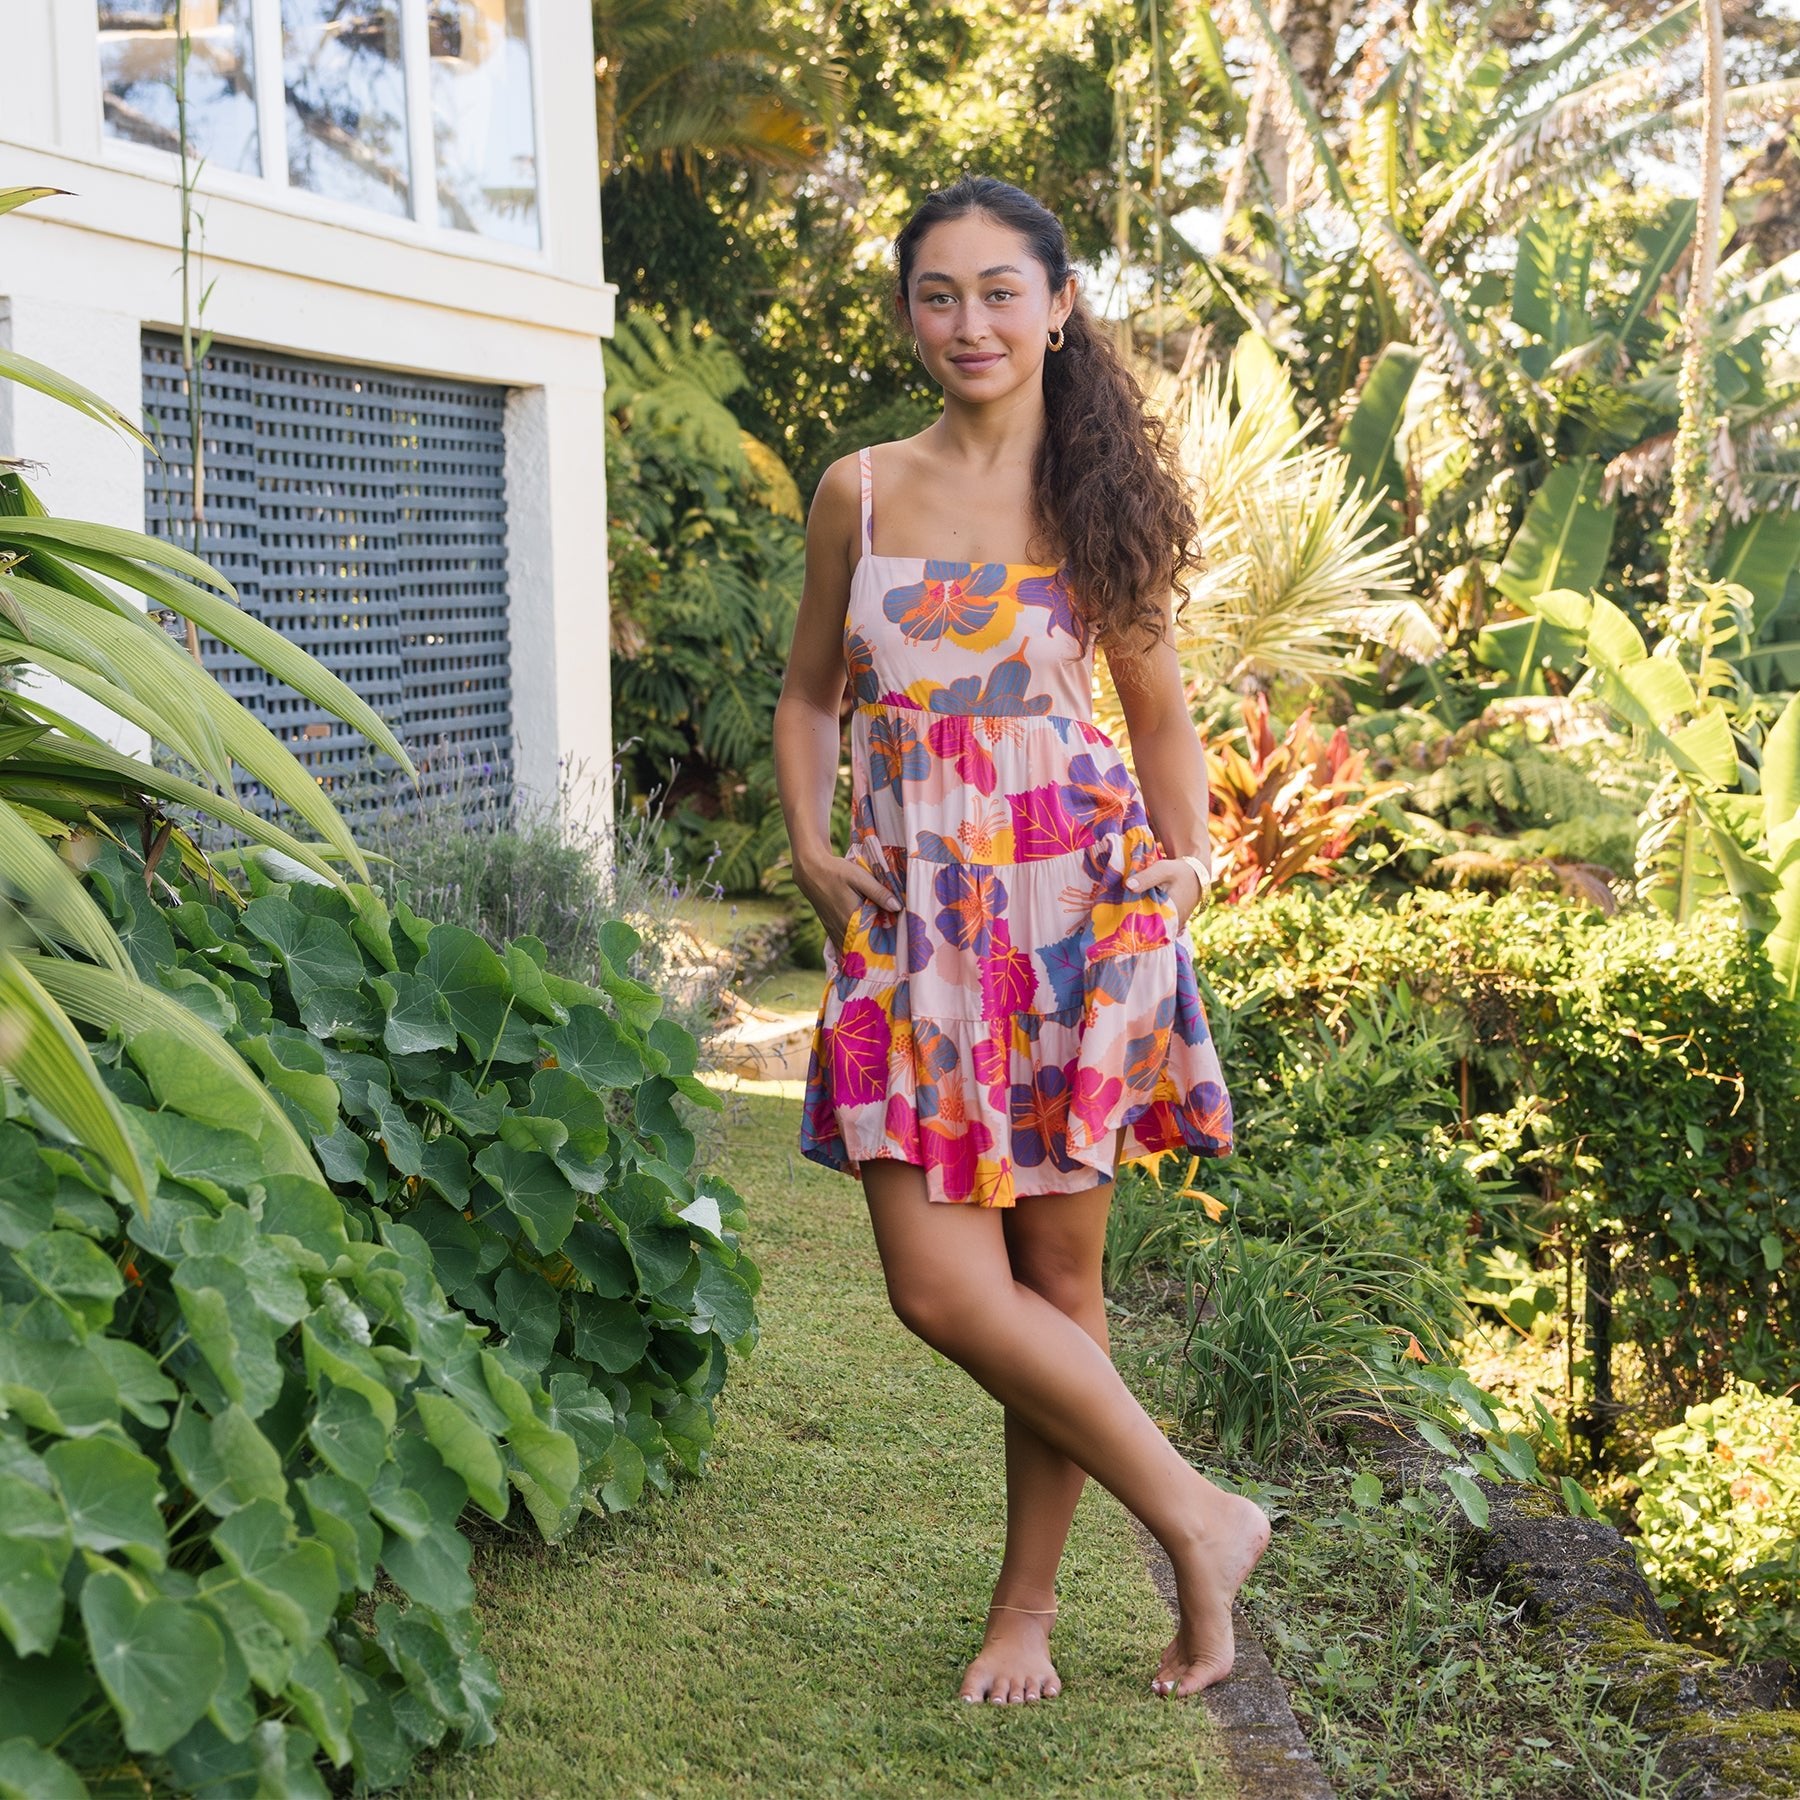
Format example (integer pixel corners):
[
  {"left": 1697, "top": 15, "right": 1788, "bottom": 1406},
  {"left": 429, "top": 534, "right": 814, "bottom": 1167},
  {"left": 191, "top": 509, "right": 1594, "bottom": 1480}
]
[{"left": 1125, "top": 856, "right": 1212, "bottom": 928}]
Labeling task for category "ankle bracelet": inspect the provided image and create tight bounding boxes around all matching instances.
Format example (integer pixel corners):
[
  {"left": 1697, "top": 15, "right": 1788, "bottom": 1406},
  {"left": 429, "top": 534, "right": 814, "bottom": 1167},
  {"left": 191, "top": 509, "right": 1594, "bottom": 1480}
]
[{"left": 988, "top": 1602, "right": 1058, "bottom": 1616}]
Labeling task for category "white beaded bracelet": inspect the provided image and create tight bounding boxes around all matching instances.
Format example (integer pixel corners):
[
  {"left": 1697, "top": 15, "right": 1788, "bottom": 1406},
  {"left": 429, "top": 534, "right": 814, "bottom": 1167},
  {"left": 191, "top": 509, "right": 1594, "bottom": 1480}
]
[{"left": 1176, "top": 852, "right": 1214, "bottom": 902}]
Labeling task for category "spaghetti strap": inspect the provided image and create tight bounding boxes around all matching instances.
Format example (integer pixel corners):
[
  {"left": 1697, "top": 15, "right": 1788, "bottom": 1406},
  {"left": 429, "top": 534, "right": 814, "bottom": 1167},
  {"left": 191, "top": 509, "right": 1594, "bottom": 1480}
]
[{"left": 857, "top": 446, "right": 874, "bottom": 554}]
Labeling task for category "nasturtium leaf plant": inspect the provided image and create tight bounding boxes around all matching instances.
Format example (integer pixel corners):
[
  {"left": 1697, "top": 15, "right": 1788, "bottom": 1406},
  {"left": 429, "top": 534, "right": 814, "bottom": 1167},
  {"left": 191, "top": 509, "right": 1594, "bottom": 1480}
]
[{"left": 0, "top": 841, "right": 759, "bottom": 1792}]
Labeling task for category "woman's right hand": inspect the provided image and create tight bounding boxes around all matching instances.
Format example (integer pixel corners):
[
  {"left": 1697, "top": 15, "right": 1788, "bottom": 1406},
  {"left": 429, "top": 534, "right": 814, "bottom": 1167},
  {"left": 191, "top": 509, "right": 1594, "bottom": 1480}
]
[{"left": 800, "top": 848, "right": 899, "bottom": 950}]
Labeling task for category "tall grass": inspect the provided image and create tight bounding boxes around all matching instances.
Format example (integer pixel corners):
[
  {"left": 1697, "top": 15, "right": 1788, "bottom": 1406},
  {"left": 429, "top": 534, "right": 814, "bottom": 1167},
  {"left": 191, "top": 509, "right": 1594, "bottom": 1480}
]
[{"left": 1157, "top": 1211, "right": 1464, "bottom": 1466}]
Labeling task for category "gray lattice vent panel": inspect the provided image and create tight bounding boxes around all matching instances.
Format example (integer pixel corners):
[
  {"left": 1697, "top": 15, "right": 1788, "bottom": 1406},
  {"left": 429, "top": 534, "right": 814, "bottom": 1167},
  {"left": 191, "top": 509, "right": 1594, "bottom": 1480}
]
[{"left": 141, "top": 333, "right": 513, "bottom": 826}]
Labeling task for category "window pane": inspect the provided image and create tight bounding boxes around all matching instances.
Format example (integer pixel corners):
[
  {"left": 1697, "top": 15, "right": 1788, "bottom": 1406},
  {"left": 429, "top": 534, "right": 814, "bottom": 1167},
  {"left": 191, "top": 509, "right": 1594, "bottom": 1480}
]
[
  {"left": 98, "top": 1, "right": 261, "bottom": 175},
  {"left": 281, "top": 0, "right": 410, "bottom": 216},
  {"left": 430, "top": 0, "right": 539, "bottom": 246}
]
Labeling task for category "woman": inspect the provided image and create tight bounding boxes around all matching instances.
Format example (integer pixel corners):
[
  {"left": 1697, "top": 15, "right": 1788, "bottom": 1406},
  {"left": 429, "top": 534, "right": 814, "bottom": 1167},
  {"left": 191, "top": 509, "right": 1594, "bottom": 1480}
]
[{"left": 772, "top": 174, "right": 1269, "bottom": 1707}]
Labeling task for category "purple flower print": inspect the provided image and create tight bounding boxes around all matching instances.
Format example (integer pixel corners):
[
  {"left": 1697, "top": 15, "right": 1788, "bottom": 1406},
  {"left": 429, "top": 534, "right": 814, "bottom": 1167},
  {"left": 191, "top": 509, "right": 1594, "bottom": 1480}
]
[
  {"left": 934, "top": 862, "right": 1006, "bottom": 955},
  {"left": 869, "top": 713, "right": 928, "bottom": 798},
  {"left": 1011, "top": 1061, "right": 1082, "bottom": 1173},
  {"left": 1017, "top": 569, "right": 1081, "bottom": 640}
]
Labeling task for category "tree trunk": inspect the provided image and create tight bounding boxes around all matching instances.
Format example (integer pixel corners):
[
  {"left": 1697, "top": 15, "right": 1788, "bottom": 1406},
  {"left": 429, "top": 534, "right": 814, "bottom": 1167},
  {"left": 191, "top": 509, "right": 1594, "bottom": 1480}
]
[
  {"left": 1666, "top": 0, "right": 1727, "bottom": 609},
  {"left": 1221, "top": 0, "right": 1356, "bottom": 242}
]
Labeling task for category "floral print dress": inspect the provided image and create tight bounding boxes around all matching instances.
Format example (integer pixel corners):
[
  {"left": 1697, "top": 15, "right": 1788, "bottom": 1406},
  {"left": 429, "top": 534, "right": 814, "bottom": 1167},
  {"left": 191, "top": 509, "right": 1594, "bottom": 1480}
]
[{"left": 799, "top": 446, "right": 1233, "bottom": 1206}]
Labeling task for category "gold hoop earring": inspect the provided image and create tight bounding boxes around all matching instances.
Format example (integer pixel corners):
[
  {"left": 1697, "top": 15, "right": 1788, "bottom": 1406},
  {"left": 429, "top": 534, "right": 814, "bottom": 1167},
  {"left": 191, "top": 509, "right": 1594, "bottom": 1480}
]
[
  {"left": 1047, "top": 325, "right": 1066, "bottom": 352},
  {"left": 913, "top": 339, "right": 923, "bottom": 361}
]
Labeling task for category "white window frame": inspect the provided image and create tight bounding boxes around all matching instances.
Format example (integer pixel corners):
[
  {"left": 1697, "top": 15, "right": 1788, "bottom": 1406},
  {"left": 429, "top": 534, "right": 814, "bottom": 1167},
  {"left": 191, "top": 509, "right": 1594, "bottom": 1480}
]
[{"left": 95, "top": 0, "right": 550, "bottom": 269}]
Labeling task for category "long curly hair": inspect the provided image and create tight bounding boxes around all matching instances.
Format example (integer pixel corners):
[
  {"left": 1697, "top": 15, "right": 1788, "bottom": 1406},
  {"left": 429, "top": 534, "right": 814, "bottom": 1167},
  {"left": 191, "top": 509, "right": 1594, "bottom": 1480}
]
[{"left": 892, "top": 175, "right": 1199, "bottom": 665}]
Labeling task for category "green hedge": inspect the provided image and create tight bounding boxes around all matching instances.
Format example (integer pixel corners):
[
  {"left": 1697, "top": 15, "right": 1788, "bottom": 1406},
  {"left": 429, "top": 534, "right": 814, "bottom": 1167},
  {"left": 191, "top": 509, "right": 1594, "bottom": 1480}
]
[
  {"left": 0, "top": 845, "right": 757, "bottom": 1794},
  {"left": 1190, "top": 888, "right": 1800, "bottom": 1407}
]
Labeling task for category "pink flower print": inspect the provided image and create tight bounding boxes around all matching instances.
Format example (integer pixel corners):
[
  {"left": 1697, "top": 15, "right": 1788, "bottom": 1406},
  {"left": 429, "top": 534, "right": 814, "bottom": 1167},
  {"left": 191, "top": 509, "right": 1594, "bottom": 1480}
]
[
  {"left": 927, "top": 713, "right": 997, "bottom": 795},
  {"left": 980, "top": 921, "right": 1038, "bottom": 1020},
  {"left": 829, "top": 997, "right": 891, "bottom": 1106},
  {"left": 882, "top": 561, "right": 1005, "bottom": 644},
  {"left": 869, "top": 713, "right": 929, "bottom": 797},
  {"left": 922, "top": 1113, "right": 994, "bottom": 1202},
  {"left": 970, "top": 1025, "right": 1009, "bottom": 1100},
  {"left": 1009, "top": 783, "right": 1086, "bottom": 860},
  {"left": 1069, "top": 1065, "right": 1124, "bottom": 1143},
  {"left": 885, "top": 1091, "right": 921, "bottom": 1159},
  {"left": 934, "top": 862, "right": 1006, "bottom": 955}
]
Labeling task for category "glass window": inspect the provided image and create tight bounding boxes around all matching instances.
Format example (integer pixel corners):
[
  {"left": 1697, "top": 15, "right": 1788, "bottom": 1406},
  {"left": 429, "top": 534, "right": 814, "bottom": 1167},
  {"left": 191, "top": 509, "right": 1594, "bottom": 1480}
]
[
  {"left": 98, "top": 0, "right": 261, "bottom": 176},
  {"left": 281, "top": 0, "right": 410, "bottom": 217},
  {"left": 429, "top": 0, "right": 539, "bottom": 246}
]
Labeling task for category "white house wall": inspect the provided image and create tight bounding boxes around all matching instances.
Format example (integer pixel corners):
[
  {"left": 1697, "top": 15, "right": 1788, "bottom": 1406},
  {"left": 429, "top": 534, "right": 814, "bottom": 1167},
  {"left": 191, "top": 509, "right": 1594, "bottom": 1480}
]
[{"left": 0, "top": 0, "right": 616, "bottom": 825}]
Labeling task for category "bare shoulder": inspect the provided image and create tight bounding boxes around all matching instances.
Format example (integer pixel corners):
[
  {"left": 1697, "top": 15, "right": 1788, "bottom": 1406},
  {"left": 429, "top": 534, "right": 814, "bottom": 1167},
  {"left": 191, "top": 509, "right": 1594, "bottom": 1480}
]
[{"left": 813, "top": 448, "right": 863, "bottom": 509}]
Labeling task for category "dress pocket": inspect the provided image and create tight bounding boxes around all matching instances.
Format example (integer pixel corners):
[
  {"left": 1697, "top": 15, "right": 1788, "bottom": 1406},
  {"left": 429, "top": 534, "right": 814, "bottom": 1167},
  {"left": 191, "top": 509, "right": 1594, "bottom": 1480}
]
[{"left": 829, "top": 839, "right": 874, "bottom": 962}]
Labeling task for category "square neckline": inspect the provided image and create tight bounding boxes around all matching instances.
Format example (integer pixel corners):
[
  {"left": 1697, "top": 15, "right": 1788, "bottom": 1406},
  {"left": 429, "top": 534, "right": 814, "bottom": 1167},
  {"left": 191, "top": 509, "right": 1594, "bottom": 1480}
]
[{"left": 855, "top": 446, "right": 1062, "bottom": 579}]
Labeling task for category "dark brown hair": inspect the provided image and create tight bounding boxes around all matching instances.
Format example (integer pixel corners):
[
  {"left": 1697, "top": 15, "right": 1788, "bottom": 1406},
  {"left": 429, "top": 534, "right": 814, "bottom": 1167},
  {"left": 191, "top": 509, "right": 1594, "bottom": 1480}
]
[{"left": 892, "top": 174, "right": 1199, "bottom": 664}]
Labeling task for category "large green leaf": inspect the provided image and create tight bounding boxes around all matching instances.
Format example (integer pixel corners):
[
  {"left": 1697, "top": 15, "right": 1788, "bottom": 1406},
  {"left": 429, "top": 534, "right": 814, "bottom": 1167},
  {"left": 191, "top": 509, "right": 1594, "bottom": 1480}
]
[
  {"left": 45, "top": 1438, "right": 166, "bottom": 1570},
  {"left": 0, "top": 1739, "right": 87, "bottom": 1800},
  {"left": 414, "top": 1392, "right": 508, "bottom": 1520},
  {"left": 0, "top": 798, "right": 132, "bottom": 974},
  {"left": 80, "top": 1568, "right": 226, "bottom": 1755},
  {"left": 17, "top": 953, "right": 321, "bottom": 1181},
  {"left": 1713, "top": 512, "right": 1800, "bottom": 630},
  {"left": 0, "top": 950, "right": 148, "bottom": 1208},
  {"left": 1611, "top": 199, "right": 1698, "bottom": 356},
  {"left": 0, "top": 724, "right": 347, "bottom": 889},
  {"left": 1763, "top": 692, "right": 1800, "bottom": 999},
  {"left": 1339, "top": 344, "right": 1422, "bottom": 506},
  {"left": 1493, "top": 459, "right": 1616, "bottom": 603},
  {"left": 0, "top": 517, "right": 414, "bottom": 776},
  {"left": 0, "top": 1473, "right": 73, "bottom": 1657},
  {"left": 0, "top": 349, "right": 149, "bottom": 446},
  {"left": 0, "top": 570, "right": 233, "bottom": 779}
]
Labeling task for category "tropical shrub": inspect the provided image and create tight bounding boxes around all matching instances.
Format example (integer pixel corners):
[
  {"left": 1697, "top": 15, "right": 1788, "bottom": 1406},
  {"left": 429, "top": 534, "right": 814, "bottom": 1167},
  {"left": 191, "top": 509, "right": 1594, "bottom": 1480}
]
[
  {"left": 1633, "top": 1377, "right": 1800, "bottom": 1665},
  {"left": 1150, "top": 1209, "right": 1558, "bottom": 1528},
  {"left": 0, "top": 791, "right": 758, "bottom": 1796},
  {"left": 1206, "top": 692, "right": 1405, "bottom": 899},
  {"left": 0, "top": 1090, "right": 513, "bottom": 1793},
  {"left": 1191, "top": 886, "right": 1800, "bottom": 1413},
  {"left": 605, "top": 306, "right": 810, "bottom": 895}
]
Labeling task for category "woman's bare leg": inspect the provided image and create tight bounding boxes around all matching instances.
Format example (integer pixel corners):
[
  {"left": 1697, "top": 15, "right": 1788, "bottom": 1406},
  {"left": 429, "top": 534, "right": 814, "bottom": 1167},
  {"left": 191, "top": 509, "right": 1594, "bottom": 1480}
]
[
  {"left": 959, "top": 1181, "right": 1111, "bottom": 1702},
  {"left": 863, "top": 1153, "right": 1270, "bottom": 1699}
]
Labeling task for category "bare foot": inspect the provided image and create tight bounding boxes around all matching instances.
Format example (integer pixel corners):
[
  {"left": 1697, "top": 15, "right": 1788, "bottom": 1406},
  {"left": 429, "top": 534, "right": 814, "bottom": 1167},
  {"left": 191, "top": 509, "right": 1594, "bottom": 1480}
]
[
  {"left": 959, "top": 1602, "right": 1062, "bottom": 1704},
  {"left": 1151, "top": 1484, "right": 1272, "bottom": 1698}
]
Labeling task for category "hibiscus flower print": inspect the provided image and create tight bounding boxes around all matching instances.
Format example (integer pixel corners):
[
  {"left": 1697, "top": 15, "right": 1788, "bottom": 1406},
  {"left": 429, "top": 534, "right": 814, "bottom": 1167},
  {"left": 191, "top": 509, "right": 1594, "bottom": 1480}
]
[
  {"left": 1017, "top": 568, "right": 1082, "bottom": 641},
  {"left": 1060, "top": 752, "right": 1137, "bottom": 840},
  {"left": 1011, "top": 1061, "right": 1082, "bottom": 1173},
  {"left": 1068, "top": 1065, "right": 1124, "bottom": 1144},
  {"left": 869, "top": 713, "right": 928, "bottom": 798},
  {"left": 934, "top": 862, "right": 1006, "bottom": 956},
  {"left": 883, "top": 561, "right": 1007, "bottom": 644}
]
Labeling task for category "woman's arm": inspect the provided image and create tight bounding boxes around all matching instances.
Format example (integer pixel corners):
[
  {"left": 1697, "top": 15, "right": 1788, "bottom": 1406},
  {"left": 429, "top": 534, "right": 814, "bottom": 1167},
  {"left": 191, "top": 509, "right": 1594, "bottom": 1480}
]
[
  {"left": 1102, "top": 594, "right": 1215, "bottom": 919},
  {"left": 773, "top": 456, "right": 901, "bottom": 944}
]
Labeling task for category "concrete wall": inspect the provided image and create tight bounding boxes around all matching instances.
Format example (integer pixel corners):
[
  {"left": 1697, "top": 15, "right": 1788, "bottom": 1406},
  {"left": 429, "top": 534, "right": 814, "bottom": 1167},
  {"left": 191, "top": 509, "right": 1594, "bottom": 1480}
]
[{"left": 0, "top": 0, "right": 615, "bottom": 821}]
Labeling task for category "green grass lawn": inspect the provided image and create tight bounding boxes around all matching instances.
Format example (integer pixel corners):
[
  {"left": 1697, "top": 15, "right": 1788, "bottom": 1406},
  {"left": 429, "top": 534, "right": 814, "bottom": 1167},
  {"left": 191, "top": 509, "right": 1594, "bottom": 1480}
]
[{"left": 408, "top": 1084, "right": 1233, "bottom": 1800}]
